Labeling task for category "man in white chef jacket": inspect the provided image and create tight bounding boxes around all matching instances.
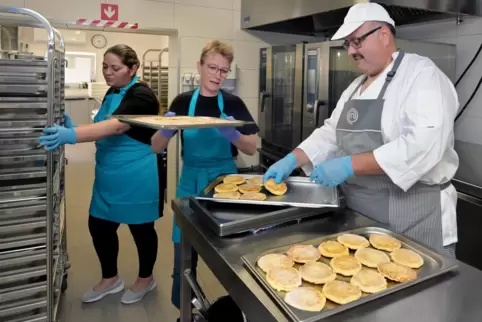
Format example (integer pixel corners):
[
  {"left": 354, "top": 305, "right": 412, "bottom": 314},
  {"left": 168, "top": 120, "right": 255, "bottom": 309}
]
[{"left": 264, "top": 3, "right": 459, "bottom": 257}]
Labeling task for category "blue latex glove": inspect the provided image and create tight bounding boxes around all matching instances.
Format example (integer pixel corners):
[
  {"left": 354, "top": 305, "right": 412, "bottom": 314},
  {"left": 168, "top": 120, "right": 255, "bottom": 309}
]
[
  {"left": 310, "top": 156, "right": 354, "bottom": 187},
  {"left": 38, "top": 124, "right": 76, "bottom": 151},
  {"left": 218, "top": 116, "right": 241, "bottom": 142},
  {"left": 160, "top": 111, "right": 177, "bottom": 138},
  {"left": 263, "top": 153, "right": 298, "bottom": 184},
  {"left": 63, "top": 112, "right": 77, "bottom": 128}
]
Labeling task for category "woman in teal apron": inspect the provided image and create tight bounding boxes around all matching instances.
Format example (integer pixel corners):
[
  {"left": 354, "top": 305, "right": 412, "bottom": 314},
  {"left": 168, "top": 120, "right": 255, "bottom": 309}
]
[
  {"left": 150, "top": 40, "right": 259, "bottom": 319},
  {"left": 38, "top": 45, "right": 165, "bottom": 305}
]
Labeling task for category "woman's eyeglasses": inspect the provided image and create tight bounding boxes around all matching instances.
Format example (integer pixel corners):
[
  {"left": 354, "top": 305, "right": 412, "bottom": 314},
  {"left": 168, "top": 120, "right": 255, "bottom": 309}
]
[{"left": 206, "top": 64, "right": 230, "bottom": 78}]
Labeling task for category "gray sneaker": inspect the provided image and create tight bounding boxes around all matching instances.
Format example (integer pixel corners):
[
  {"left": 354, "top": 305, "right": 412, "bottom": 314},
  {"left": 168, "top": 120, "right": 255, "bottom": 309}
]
[
  {"left": 121, "top": 279, "right": 157, "bottom": 304},
  {"left": 82, "top": 278, "right": 125, "bottom": 303}
]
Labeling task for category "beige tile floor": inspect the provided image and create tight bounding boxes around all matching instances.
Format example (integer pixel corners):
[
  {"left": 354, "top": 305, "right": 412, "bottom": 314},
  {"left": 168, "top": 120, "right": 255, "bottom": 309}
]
[{"left": 58, "top": 143, "right": 226, "bottom": 322}]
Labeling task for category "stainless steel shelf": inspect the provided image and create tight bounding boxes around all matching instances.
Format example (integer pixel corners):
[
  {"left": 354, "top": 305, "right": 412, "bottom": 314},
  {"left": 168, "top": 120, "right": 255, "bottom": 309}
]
[{"left": 6, "top": 313, "right": 47, "bottom": 322}]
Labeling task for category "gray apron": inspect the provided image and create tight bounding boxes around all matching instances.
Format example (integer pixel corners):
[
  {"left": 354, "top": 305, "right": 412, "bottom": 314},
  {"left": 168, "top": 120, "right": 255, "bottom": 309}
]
[{"left": 336, "top": 51, "right": 455, "bottom": 257}]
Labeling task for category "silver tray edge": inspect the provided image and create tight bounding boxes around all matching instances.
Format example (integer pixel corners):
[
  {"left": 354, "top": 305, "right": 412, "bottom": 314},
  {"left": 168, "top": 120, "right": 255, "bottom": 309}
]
[{"left": 111, "top": 115, "right": 253, "bottom": 130}]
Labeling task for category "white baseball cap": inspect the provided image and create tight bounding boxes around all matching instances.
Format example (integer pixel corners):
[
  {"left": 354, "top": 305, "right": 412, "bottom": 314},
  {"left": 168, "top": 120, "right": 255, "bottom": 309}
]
[{"left": 331, "top": 3, "right": 395, "bottom": 40}]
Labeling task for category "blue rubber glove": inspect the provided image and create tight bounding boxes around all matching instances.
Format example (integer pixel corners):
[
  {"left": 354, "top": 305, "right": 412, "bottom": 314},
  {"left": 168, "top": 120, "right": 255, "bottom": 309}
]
[
  {"left": 263, "top": 153, "right": 298, "bottom": 184},
  {"left": 218, "top": 116, "right": 241, "bottom": 142},
  {"left": 38, "top": 124, "right": 77, "bottom": 151},
  {"left": 160, "top": 111, "right": 177, "bottom": 138},
  {"left": 63, "top": 112, "right": 77, "bottom": 128},
  {"left": 310, "top": 156, "right": 354, "bottom": 187}
]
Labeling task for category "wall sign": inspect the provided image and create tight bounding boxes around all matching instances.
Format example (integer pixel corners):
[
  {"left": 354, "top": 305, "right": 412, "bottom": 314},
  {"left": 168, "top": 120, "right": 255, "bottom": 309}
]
[{"left": 101, "top": 3, "right": 119, "bottom": 21}]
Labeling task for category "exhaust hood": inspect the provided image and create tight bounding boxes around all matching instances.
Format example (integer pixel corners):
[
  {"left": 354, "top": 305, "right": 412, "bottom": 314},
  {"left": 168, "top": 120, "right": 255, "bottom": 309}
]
[{"left": 241, "top": 0, "right": 482, "bottom": 37}]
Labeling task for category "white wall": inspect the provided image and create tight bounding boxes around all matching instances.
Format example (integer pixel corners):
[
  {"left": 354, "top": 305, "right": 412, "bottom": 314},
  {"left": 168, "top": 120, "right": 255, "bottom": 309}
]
[
  {"left": 397, "top": 17, "right": 482, "bottom": 145},
  {"left": 18, "top": 27, "right": 169, "bottom": 82}
]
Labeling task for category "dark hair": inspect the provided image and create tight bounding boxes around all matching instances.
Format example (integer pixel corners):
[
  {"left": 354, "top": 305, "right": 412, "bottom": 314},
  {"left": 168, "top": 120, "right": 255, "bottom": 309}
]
[{"left": 104, "top": 44, "right": 140, "bottom": 69}]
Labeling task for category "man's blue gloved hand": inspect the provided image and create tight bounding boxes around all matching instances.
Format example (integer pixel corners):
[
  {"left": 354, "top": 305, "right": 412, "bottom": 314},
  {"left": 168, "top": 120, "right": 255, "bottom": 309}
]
[
  {"left": 160, "top": 111, "right": 177, "bottom": 138},
  {"left": 63, "top": 112, "right": 77, "bottom": 128},
  {"left": 263, "top": 153, "right": 298, "bottom": 184},
  {"left": 310, "top": 156, "right": 354, "bottom": 187},
  {"left": 38, "top": 124, "right": 77, "bottom": 151},
  {"left": 218, "top": 116, "right": 241, "bottom": 142}
]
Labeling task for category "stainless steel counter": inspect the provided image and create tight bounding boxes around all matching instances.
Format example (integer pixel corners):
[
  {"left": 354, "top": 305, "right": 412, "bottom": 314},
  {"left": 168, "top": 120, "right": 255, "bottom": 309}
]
[{"left": 173, "top": 198, "right": 482, "bottom": 322}]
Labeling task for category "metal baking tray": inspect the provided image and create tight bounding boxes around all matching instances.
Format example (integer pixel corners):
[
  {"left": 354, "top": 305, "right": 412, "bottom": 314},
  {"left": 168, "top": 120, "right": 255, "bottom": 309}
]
[
  {"left": 241, "top": 227, "right": 458, "bottom": 322},
  {"left": 196, "top": 175, "right": 339, "bottom": 208},
  {"left": 112, "top": 115, "right": 255, "bottom": 130}
]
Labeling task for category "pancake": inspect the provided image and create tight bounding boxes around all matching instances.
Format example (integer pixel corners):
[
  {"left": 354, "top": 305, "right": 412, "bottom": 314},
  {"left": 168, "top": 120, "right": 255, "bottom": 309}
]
[
  {"left": 284, "top": 287, "right": 326, "bottom": 312},
  {"left": 350, "top": 269, "right": 388, "bottom": 294},
  {"left": 369, "top": 234, "right": 402, "bottom": 252},
  {"left": 330, "top": 255, "right": 362, "bottom": 277},
  {"left": 287, "top": 245, "right": 321, "bottom": 263},
  {"left": 214, "top": 183, "right": 239, "bottom": 193},
  {"left": 264, "top": 178, "right": 288, "bottom": 196},
  {"left": 266, "top": 267, "right": 302, "bottom": 292},
  {"left": 247, "top": 177, "right": 263, "bottom": 186},
  {"left": 378, "top": 262, "right": 417, "bottom": 283},
  {"left": 299, "top": 262, "right": 337, "bottom": 284},
  {"left": 257, "top": 253, "right": 294, "bottom": 273},
  {"left": 337, "top": 234, "right": 370, "bottom": 250},
  {"left": 238, "top": 184, "right": 262, "bottom": 194},
  {"left": 223, "top": 175, "right": 245, "bottom": 185},
  {"left": 390, "top": 249, "right": 424, "bottom": 269},
  {"left": 213, "top": 191, "right": 241, "bottom": 199},
  {"left": 354, "top": 247, "right": 391, "bottom": 268},
  {"left": 240, "top": 192, "right": 267, "bottom": 201},
  {"left": 318, "top": 241, "right": 349, "bottom": 258},
  {"left": 322, "top": 280, "right": 362, "bottom": 305}
]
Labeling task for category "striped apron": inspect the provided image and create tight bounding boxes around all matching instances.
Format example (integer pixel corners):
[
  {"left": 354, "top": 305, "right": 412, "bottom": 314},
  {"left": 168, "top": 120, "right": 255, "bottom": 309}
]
[{"left": 336, "top": 51, "right": 455, "bottom": 257}]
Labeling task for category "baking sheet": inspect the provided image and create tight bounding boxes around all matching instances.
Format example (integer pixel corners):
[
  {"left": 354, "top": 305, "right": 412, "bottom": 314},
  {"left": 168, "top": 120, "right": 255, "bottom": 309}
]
[
  {"left": 112, "top": 115, "right": 254, "bottom": 130},
  {"left": 241, "top": 227, "right": 458, "bottom": 322},
  {"left": 196, "top": 174, "right": 339, "bottom": 208}
]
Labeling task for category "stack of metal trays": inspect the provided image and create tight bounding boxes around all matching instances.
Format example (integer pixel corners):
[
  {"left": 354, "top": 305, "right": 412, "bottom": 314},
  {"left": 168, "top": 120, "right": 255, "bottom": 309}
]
[{"left": 0, "top": 53, "right": 67, "bottom": 322}]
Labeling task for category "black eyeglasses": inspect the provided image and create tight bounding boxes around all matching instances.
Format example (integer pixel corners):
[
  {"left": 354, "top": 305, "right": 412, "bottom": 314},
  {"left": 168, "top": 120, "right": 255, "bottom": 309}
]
[
  {"left": 206, "top": 64, "right": 231, "bottom": 78},
  {"left": 342, "top": 26, "right": 382, "bottom": 50}
]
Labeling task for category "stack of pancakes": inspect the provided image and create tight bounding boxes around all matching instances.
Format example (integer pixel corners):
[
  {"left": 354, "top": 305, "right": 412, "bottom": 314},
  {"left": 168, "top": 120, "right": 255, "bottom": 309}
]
[
  {"left": 256, "top": 232, "right": 424, "bottom": 312},
  {"left": 213, "top": 175, "right": 288, "bottom": 200}
]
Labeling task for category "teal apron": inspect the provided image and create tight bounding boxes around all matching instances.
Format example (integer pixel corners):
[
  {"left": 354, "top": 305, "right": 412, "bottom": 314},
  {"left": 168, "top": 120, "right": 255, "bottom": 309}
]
[
  {"left": 172, "top": 88, "right": 237, "bottom": 242},
  {"left": 89, "top": 76, "right": 160, "bottom": 224}
]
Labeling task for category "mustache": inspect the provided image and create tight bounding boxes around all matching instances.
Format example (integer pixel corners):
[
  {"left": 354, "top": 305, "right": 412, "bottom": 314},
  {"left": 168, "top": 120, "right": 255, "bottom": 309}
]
[{"left": 352, "top": 54, "right": 364, "bottom": 60}]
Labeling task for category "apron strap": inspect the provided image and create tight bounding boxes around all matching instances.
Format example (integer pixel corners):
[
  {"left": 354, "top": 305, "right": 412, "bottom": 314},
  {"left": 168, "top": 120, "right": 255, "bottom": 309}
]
[{"left": 377, "top": 51, "right": 405, "bottom": 100}]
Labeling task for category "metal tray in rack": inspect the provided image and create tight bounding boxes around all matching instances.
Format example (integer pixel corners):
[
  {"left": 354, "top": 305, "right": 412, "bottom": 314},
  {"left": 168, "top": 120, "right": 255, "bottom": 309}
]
[
  {"left": 112, "top": 115, "right": 255, "bottom": 130},
  {"left": 241, "top": 226, "right": 459, "bottom": 322},
  {"left": 196, "top": 175, "right": 339, "bottom": 208}
]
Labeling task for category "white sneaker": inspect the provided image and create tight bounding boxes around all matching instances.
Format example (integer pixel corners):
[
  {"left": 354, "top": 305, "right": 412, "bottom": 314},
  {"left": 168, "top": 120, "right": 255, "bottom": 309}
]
[
  {"left": 121, "top": 279, "right": 157, "bottom": 304},
  {"left": 82, "top": 278, "right": 125, "bottom": 303}
]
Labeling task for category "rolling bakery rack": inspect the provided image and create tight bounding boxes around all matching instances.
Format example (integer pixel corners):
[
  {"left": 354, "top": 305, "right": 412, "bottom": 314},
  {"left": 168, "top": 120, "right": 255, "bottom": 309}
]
[
  {"left": 0, "top": 6, "right": 69, "bottom": 322},
  {"left": 141, "top": 48, "right": 169, "bottom": 113}
]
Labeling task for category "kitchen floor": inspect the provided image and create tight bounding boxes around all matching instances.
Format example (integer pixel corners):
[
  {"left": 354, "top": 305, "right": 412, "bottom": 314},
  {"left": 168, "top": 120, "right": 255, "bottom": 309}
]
[{"left": 58, "top": 143, "right": 226, "bottom": 322}]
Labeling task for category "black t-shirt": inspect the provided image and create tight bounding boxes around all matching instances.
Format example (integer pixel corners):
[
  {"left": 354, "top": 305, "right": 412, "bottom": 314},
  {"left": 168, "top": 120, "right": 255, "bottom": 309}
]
[{"left": 168, "top": 90, "right": 259, "bottom": 157}]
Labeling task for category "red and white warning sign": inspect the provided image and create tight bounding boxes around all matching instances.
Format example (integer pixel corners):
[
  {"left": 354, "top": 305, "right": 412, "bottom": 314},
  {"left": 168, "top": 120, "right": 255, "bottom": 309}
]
[
  {"left": 101, "top": 3, "right": 119, "bottom": 21},
  {"left": 76, "top": 19, "right": 139, "bottom": 29}
]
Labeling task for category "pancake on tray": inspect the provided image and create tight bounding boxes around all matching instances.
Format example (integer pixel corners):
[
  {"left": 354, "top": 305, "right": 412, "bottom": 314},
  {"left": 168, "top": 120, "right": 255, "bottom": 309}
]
[
  {"left": 214, "top": 183, "right": 239, "bottom": 193},
  {"left": 350, "top": 269, "right": 388, "bottom": 294},
  {"left": 240, "top": 192, "right": 267, "bottom": 201},
  {"left": 238, "top": 183, "right": 262, "bottom": 194},
  {"left": 337, "top": 234, "right": 370, "bottom": 250},
  {"left": 264, "top": 178, "right": 288, "bottom": 196},
  {"left": 213, "top": 191, "right": 241, "bottom": 199},
  {"left": 369, "top": 234, "right": 402, "bottom": 252},
  {"left": 266, "top": 267, "right": 302, "bottom": 292},
  {"left": 284, "top": 287, "right": 326, "bottom": 312},
  {"left": 257, "top": 253, "right": 294, "bottom": 273},
  {"left": 330, "top": 255, "right": 362, "bottom": 277},
  {"left": 299, "top": 261, "right": 337, "bottom": 284},
  {"left": 378, "top": 262, "right": 417, "bottom": 283},
  {"left": 354, "top": 247, "right": 391, "bottom": 268},
  {"left": 322, "top": 280, "right": 362, "bottom": 305},
  {"left": 247, "top": 176, "right": 263, "bottom": 186},
  {"left": 287, "top": 245, "right": 321, "bottom": 264},
  {"left": 318, "top": 240, "right": 349, "bottom": 258},
  {"left": 223, "top": 175, "right": 245, "bottom": 185},
  {"left": 390, "top": 249, "right": 424, "bottom": 269}
]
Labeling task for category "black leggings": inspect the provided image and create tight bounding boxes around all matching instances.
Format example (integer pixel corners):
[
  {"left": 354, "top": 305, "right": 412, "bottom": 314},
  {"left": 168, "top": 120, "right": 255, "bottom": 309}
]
[{"left": 88, "top": 215, "right": 158, "bottom": 279}]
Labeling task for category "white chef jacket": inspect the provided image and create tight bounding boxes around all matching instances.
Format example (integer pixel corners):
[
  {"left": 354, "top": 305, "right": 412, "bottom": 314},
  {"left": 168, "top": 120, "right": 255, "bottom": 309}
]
[{"left": 298, "top": 52, "right": 459, "bottom": 246}]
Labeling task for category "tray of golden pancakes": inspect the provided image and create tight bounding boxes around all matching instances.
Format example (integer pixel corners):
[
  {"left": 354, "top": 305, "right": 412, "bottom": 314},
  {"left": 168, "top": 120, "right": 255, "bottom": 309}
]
[
  {"left": 241, "top": 226, "right": 458, "bottom": 321},
  {"left": 111, "top": 115, "right": 254, "bottom": 130},
  {"left": 196, "top": 174, "right": 340, "bottom": 208}
]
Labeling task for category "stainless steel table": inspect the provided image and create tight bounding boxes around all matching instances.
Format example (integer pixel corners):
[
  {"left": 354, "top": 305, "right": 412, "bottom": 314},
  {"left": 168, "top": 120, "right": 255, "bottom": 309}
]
[{"left": 173, "top": 198, "right": 482, "bottom": 322}]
